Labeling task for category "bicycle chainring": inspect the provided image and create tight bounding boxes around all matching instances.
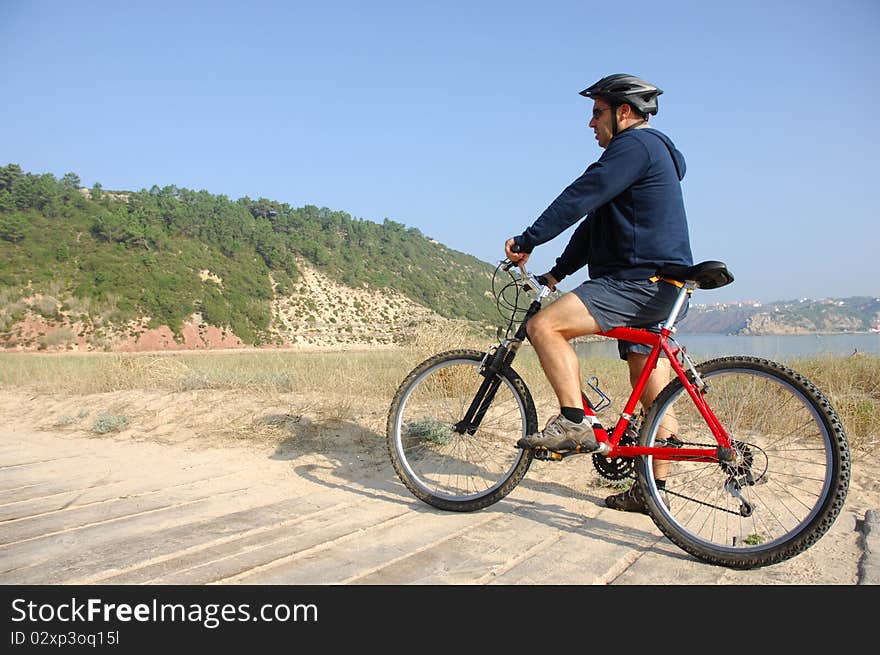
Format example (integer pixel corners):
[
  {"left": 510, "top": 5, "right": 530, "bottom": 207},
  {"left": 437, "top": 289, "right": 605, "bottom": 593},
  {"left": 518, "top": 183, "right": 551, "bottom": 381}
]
[
  {"left": 592, "top": 426, "right": 638, "bottom": 481},
  {"left": 592, "top": 453, "right": 634, "bottom": 481}
]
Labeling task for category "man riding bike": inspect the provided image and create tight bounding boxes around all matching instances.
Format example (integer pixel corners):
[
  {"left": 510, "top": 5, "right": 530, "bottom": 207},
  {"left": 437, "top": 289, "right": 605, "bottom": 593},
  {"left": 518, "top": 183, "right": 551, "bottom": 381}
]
[{"left": 504, "top": 73, "right": 693, "bottom": 512}]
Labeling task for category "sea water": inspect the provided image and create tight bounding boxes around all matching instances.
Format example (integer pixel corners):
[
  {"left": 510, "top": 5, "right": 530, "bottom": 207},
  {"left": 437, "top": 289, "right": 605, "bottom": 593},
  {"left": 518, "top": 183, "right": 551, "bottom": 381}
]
[{"left": 574, "top": 332, "right": 880, "bottom": 361}]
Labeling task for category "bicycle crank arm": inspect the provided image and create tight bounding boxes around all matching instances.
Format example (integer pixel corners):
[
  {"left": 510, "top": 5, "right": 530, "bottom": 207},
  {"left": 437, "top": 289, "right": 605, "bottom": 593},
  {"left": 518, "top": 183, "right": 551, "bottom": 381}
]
[{"left": 531, "top": 443, "right": 611, "bottom": 461}]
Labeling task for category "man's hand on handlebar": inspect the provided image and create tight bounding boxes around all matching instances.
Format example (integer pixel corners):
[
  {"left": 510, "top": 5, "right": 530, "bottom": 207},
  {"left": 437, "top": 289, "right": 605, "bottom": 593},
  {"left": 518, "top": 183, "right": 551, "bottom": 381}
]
[
  {"left": 536, "top": 272, "right": 558, "bottom": 291},
  {"left": 504, "top": 238, "right": 530, "bottom": 268}
]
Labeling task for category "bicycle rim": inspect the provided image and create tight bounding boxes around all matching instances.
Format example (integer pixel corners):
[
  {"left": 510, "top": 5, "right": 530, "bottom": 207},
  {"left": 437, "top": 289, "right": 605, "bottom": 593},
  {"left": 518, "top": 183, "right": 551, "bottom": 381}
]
[
  {"left": 387, "top": 350, "right": 534, "bottom": 510},
  {"left": 638, "top": 356, "right": 849, "bottom": 568}
]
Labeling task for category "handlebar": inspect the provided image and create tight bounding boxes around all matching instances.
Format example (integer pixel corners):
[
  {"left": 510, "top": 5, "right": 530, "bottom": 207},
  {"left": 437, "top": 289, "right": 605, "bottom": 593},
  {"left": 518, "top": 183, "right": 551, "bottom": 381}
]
[{"left": 499, "top": 260, "right": 554, "bottom": 302}]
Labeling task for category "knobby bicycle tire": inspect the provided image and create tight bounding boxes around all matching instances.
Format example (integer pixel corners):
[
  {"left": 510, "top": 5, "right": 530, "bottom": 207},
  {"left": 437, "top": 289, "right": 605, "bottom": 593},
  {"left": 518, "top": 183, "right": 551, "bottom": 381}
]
[
  {"left": 386, "top": 349, "right": 537, "bottom": 512},
  {"left": 636, "top": 356, "right": 850, "bottom": 568}
]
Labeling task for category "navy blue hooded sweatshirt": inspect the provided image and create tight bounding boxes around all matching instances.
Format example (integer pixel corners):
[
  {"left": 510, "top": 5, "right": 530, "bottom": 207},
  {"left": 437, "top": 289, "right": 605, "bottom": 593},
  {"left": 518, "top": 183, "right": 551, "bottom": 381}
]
[{"left": 513, "top": 126, "right": 693, "bottom": 283}]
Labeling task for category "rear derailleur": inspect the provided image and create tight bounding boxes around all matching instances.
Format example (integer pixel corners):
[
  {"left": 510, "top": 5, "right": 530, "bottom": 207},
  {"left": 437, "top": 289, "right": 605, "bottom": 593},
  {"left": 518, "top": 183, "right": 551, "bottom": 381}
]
[{"left": 719, "top": 440, "right": 758, "bottom": 517}]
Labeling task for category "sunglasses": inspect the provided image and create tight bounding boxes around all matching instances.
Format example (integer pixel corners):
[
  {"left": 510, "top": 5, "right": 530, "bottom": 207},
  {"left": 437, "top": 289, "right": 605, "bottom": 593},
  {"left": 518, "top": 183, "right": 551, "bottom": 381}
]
[{"left": 591, "top": 106, "right": 614, "bottom": 120}]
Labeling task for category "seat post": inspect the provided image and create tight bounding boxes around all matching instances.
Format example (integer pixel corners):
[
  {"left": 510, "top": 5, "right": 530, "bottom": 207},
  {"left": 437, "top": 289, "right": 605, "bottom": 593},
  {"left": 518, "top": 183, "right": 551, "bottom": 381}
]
[{"left": 663, "top": 281, "right": 696, "bottom": 331}]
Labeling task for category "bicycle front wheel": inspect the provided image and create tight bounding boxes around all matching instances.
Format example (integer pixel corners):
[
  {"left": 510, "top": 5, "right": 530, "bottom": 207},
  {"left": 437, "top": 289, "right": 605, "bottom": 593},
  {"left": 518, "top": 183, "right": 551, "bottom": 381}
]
[
  {"left": 386, "top": 349, "right": 537, "bottom": 512},
  {"left": 637, "top": 356, "right": 850, "bottom": 568}
]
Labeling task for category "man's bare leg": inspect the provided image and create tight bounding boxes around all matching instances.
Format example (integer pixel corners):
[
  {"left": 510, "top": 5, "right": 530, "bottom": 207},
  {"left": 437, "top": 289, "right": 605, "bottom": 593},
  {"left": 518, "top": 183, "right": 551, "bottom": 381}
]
[
  {"left": 515, "top": 292, "right": 606, "bottom": 451},
  {"left": 605, "top": 352, "right": 678, "bottom": 512},
  {"left": 627, "top": 353, "right": 676, "bottom": 481},
  {"left": 525, "top": 292, "right": 602, "bottom": 409}
]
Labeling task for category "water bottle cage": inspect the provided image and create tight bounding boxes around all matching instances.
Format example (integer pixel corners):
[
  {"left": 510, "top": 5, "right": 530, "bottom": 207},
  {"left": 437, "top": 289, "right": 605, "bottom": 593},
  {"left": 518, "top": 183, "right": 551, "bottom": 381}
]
[{"left": 583, "top": 376, "right": 612, "bottom": 412}]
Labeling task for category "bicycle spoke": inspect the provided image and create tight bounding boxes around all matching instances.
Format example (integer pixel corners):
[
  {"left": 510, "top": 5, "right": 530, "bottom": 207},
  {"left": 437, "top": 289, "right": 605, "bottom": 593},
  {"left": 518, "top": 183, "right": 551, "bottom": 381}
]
[
  {"left": 638, "top": 357, "right": 849, "bottom": 567},
  {"left": 388, "top": 351, "right": 534, "bottom": 509}
]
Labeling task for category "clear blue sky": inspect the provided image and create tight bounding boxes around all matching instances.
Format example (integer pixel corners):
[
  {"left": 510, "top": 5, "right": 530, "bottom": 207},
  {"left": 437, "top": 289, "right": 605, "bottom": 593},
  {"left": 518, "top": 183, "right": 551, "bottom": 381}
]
[{"left": 2, "top": 0, "right": 878, "bottom": 304}]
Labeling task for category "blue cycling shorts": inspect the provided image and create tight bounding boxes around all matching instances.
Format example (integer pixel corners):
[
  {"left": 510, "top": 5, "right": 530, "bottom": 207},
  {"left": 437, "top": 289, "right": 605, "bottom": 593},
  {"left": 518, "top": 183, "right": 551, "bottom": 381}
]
[{"left": 570, "top": 276, "right": 688, "bottom": 361}]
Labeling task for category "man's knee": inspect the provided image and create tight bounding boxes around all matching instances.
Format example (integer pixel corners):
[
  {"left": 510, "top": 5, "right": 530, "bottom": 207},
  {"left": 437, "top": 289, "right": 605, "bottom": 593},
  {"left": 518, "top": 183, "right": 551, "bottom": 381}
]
[
  {"left": 529, "top": 293, "right": 602, "bottom": 342},
  {"left": 525, "top": 306, "right": 570, "bottom": 342},
  {"left": 525, "top": 312, "right": 547, "bottom": 342}
]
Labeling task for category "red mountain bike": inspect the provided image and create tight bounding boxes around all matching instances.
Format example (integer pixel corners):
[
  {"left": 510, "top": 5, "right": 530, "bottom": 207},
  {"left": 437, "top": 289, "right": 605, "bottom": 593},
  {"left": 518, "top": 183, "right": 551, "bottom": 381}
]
[{"left": 386, "top": 260, "right": 850, "bottom": 568}]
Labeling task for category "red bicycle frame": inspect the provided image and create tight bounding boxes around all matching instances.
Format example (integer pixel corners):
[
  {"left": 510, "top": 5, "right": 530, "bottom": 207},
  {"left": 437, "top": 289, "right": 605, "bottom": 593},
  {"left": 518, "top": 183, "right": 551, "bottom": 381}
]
[{"left": 585, "top": 325, "right": 733, "bottom": 462}]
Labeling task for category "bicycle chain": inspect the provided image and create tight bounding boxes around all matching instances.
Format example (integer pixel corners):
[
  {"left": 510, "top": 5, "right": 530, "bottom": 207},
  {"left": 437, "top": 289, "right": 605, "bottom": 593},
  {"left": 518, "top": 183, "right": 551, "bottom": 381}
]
[
  {"left": 661, "top": 486, "right": 751, "bottom": 517},
  {"left": 620, "top": 436, "right": 760, "bottom": 517}
]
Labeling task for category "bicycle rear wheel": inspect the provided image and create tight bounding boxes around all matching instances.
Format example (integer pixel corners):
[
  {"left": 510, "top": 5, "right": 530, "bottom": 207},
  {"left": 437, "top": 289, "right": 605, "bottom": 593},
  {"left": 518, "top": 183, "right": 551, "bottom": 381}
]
[
  {"left": 637, "top": 356, "right": 850, "bottom": 568},
  {"left": 386, "top": 349, "right": 536, "bottom": 511}
]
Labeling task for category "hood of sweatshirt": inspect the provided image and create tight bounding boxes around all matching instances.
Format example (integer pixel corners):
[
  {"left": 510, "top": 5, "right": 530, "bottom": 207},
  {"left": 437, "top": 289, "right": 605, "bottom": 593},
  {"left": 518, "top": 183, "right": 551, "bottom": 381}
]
[{"left": 640, "top": 127, "right": 686, "bottom": 180}]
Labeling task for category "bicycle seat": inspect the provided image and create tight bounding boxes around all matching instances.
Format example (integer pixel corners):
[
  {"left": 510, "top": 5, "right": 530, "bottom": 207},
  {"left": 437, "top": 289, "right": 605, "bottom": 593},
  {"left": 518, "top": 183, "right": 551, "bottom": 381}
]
[{"left": 655, "top": 260, "right": 734, "bottom": 289}]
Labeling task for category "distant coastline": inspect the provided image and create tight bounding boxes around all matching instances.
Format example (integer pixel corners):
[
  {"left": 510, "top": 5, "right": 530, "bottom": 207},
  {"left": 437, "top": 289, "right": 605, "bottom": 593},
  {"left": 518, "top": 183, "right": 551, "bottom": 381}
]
[{"left": 678, "top": 296, "right": 880, "bottom": 336}]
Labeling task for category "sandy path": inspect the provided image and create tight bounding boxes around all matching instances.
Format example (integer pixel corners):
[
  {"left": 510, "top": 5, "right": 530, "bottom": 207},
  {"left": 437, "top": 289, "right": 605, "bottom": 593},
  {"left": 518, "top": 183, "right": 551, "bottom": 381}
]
[{"left": 1, "top": 390, "right": 877, "bottom": 585}]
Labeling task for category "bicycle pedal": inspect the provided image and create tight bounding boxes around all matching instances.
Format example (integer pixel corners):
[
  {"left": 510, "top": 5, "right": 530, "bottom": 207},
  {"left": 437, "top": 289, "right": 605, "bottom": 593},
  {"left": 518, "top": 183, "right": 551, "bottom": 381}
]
[{"left": 532, "top": 448, "right": 565, "bottom": 461}]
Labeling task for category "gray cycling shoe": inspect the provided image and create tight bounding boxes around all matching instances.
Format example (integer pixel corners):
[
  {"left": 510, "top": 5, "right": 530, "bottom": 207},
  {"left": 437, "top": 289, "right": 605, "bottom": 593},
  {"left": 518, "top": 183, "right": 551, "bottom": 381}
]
[{"left": 517, "top": 414, "right": 606, "bottom": 452}]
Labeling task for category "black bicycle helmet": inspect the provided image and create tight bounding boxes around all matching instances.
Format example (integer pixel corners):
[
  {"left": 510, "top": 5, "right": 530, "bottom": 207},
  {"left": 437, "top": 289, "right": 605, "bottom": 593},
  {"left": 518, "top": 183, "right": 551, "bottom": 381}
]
[{"left": 579, "top": 73, "right": 663, "bottom": 116}]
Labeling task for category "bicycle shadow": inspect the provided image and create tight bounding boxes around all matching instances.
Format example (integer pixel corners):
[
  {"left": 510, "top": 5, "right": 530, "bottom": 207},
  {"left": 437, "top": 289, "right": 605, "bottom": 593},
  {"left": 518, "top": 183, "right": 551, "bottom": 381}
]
[
  {"left": 263, "top": 412, "right": 404, "bottom": 503},
  {"left": 260, "top": 412, "right": 687, "bottom": 561}
]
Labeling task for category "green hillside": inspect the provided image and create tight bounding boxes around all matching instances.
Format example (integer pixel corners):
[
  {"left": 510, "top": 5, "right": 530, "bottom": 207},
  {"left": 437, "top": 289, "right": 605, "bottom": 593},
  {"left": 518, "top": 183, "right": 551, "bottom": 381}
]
[{"left": 0, "top": 164, "right": 497, "bottom": 345}]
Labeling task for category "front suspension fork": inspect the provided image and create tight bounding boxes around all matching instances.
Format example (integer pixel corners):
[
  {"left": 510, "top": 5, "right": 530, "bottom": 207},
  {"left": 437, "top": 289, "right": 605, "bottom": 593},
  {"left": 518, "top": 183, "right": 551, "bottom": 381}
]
[{"left": 452, "top": 343, "right": 512, "bottom": 435}]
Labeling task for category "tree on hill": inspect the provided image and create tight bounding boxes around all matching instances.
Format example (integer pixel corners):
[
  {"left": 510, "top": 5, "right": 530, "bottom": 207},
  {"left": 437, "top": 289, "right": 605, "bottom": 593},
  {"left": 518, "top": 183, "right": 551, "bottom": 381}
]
[{"left": 0, "top": 164, "right": 498, "bottom": 344}]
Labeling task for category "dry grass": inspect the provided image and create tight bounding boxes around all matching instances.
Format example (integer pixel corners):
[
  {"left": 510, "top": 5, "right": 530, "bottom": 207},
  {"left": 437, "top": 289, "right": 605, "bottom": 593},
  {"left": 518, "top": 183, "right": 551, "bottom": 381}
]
[
  {"left": 0, "top": 349, "right": 876, "bottom": 453},
  {"left": 788, "top": 354, "right": 880, "bottom": 455},
  {"left": 0, "top": 352, "right": 411, "bottom": 432},
  {"left": 402, "top": 318, "right": 488, "bottom": 363}
]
